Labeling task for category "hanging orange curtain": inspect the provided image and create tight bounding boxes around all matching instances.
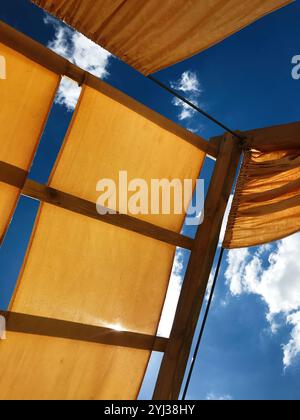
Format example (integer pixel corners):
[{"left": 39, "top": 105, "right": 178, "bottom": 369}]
[
  {"left": 0, "top": 43, "right": 59, "bottom": 243},
  {"left": 223, "top": 122, "right": 300, "bottom": 249},
  {"left": 31, "top": 0, "right": 292, "bottom": 75}
]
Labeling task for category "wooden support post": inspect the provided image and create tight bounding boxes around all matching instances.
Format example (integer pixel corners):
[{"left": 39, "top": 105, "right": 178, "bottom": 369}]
[{"left": 153, "top": 134, "right": 241, "bottom": 400}]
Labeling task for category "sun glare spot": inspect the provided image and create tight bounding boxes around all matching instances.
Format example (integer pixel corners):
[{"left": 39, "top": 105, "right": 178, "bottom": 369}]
[{"left": 107, "top": 323, "right": 126, "bottom": 332}]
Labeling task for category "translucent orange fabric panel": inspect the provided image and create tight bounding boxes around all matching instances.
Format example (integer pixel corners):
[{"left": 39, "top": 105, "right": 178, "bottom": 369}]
[
  {"left": 0, "top": 331, "right": 149, "bottom": 400},
  {"left": 0, "top": 43, "right": 59, "bottom": 242},
  {"left": 13, "top": 204, "right": 176, "bottom": 335},
  {"left": 50, "top": 85, "right": 205, "bottom": 232},
  {"left": 0, "top": 185, "right": 19, "bottom": 243},
  {"left": 8, "top": 206, "right": 174, "bottom": 400},
  {"left": 6, "top": 83, "right": 205, "bottom": 399},
  {"left": 223, "top": 123, "right": 300, "bottom": 249},
  {"left": 32, "top": 0, "right": 292, "bottom": 75}
]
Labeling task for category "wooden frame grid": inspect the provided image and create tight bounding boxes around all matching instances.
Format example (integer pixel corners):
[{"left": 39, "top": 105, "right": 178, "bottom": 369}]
[{"left": 0, "top": 22, "right": 243, "bottom": 400}]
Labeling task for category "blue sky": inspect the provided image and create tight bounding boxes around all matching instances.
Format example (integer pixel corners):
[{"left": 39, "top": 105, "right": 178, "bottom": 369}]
[{"left": 1, "top": 0, "right": 300, "bottom": 400}]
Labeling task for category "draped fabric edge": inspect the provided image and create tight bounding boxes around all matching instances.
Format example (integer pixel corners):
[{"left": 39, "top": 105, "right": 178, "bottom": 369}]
[
  {"left": 30, "top": 0, "right": 294, "bottom": 75},
  {"left": 222, "top": 145, "right": 300, "bottom": 250},
  {"left": 145, "top": 0, "right": 294, "bottom": 77},
  {"left": 222, "top": 150, "right": 250, "bottom": 250}
]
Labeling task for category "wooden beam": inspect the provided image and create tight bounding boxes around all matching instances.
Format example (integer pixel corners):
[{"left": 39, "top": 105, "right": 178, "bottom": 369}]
[
  {"left": 0, "top": 162, "right": 193, "bottom": 249},
  {"left": 0, "top": 21, "right": 219, "bottom": 159},
  {"left": 0, "top": 311, "right": 167, "bottom": 352},
  {"left": 0, "top": 161, "right": 28, "bottom": 188},
  {"left": 242, "top": 121, "right": 300, "bottom": 152},
  {"left": 153, "top": 135, "right": 242, "bottom": 400},
  {"left": 22, "top": 179, "right": 194, "bottom": 249},
  {"left": 210, "top": 121, "right": 300, "bottom": 154}
]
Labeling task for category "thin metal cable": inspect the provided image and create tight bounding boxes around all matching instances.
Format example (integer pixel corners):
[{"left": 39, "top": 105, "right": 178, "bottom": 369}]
[
  {"left": 182, "top": 247, "right": 225, "bottom": 401},
  {"left": 148, "top": 75, "right": 245, "bottom": 142}
]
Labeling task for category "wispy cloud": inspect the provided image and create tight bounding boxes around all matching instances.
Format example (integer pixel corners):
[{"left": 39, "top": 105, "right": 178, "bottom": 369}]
[
  {"left": 170, "top": 71, "right": 204, "bottom": 129},
  {"left": 206, "top": 393, "right": 233, "bottom": 401},
  {"left": 172, "top": 97, "right": 197, "bottom": 121},
  {"left": 171, "top": 71, "right": 202, "bottom": 95},
  {"left": 44, "top": 15, "right": 112, "bottom": 111},
  {"left": 225, "top": 233, "right": 300, "bottom": 369},
  {"left": 205, "top": 267, "right": 216, "bottom": 303}
]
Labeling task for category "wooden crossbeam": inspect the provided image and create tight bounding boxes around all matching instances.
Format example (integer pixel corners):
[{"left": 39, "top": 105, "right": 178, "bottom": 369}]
[
  {"left": 0, "top": 311, "right": 168, "bottom": 352},
  {"left": 210, "top": 121, "right": 300, "bottom": 153},
  {"left": 23, "top": 179, "right": 194, "bottom": 249},
  {"left": 242, "top": 121, "right": 300, "bottom": 152},
  {"left": 153, "top": 135, "right": 242, "bottom": 400},
  {"left": 0, "top": 161, "right": 28, "bottom": 188},
  {"left": 0, "top": 21, "right": 219, "bottom": 160},
  {"left": 0, "top": 162, "right": 193, "bottom": 250}
]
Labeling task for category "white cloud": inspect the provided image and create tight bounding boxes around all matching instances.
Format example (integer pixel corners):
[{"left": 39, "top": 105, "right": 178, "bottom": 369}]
[
  {"left": 170, "top": 71, "right": 203, "bottom": 122},
  {"left": 225, "top": 232, "right": 300, "bottom": 369},
  {"left": 171, "top": 71, "right": 201, "bottom": 94},
  {"left": 206, "top": 393, "right": 233, "bottom": 401},
  {"left": 225, "top": 248, "right": 250, "bottom": 296},
  {"left": 44, "top": 15, "right": 112, "bottom": 111},
  {"left": 205, "top": 267, "right": 216, "bottom": 303},
  {"left": 158, "top": 249, "right": 187, "bottom": 338},
  {"left": 172, "top": 97, "right": 196, "bottom": 121},
  {"left": 55, "top": 77, "right": 81, "bottom": 111},
  {"left": 283, "top": 311, "right": 300, "bottom": 369}
]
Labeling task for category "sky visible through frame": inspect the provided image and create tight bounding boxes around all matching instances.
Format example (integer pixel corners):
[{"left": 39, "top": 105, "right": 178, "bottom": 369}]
[{"left": 0, "top": 0, "right": 300, "bottom": 400}]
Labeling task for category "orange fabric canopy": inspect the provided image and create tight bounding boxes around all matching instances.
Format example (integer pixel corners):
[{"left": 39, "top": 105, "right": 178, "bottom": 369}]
[{"left": 31, "top": 0, "right": 292, "bottom": 75}]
